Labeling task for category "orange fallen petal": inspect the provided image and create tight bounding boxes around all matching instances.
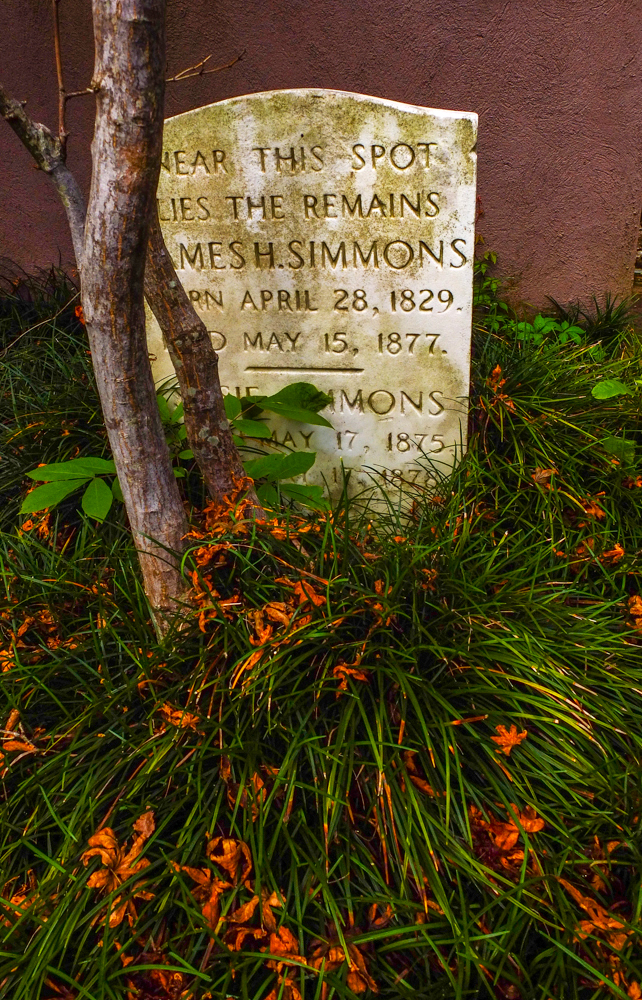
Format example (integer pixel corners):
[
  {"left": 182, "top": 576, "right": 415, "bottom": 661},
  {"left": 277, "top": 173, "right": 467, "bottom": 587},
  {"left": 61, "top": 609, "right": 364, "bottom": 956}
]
[{"left": 491, "top": 724, "right": 528, "bottom": 756}]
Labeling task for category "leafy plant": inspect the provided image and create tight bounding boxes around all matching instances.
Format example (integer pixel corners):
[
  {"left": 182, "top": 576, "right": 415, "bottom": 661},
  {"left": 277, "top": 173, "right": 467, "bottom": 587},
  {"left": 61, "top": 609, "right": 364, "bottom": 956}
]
[
  {"left": 223, "top": 382, "right": 333, "bottom": 510},
  {"left": 514, "top": 314, "right": 584, "bottom": 347},
  {"left": 591, "top": 378, "right": 635, "bottom": 399},
  {"left": 473, "top": 250, "right": 512, "bottom": 335},
  {"left": 19, "top": 382, "right": 334, "bottom": 520},
  {"left": 20, "top": 456, "right": 119, "bottom": 521}
]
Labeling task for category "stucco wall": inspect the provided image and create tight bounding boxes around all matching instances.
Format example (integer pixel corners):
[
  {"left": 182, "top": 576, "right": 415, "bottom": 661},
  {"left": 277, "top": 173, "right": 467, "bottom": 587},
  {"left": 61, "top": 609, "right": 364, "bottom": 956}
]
[{"left": 1, "top": 0, "right": 641, "bottom": 310}]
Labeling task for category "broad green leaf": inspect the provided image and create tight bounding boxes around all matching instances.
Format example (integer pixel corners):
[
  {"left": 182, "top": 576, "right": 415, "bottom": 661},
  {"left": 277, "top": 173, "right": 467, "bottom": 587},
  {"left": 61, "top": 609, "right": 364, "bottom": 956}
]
[
  {"left": 26, "top": 457, "right": 116, "bottom": 481},
  {"left": 244, "top": 454, "right": 288, "bottom": 480},
  {"left": 178, "top": 450, "right": 194, "bottom": 460},
  {"left": 601, "top": 436, "right": 636, "bottom": 465},
  {"left": 245, "top": 450, "right": 316, "bottom": 481},
  {"left": 81, "top": 477, "right": 113, "bottom": 522},
  {"left": 276, "top": 450, "right": 316, "bottom": 479},
  {"left": 256, "top": 483, "right": 279, "bottom": 508},
  {"left": 280, "top": 483, "right": 329, "bottom": 510},
  {"left": 261, "top": 384, "right": 333, "bottom": 424},
  {"left": 111, "top": 478, "right": 124, "bottom": 502},
  {"left": 20, "top": 478, "right": 90, "bottom": 514},
  {"left": 591, "top": 379, "right": 632, "bottom": 399},
  {"left": 170, "top": 402, "right": 184, "bottom": 423},
  {"left": 224, "top": 394, "right": 242, "bottom": 419},
  {"left": 561, "top": 322, "right": 584, "bottom": 339},
  {"left": 178, "top": 426, "right": 188, "bottom": 440},
  {"left": 558, "top": 328, "right": 583, "bottom": 345},
  {"left": 260, "top": 402, "right": 333, "bottom": 427},
  {"left": 232, "top": 435, "right": 245, "bottom": 447},
  {"left": 173, "top": 467, "right": 186, "bottom": 478},
  {"left": 233, "top": 418, "right": 272, "bottom": 438},
  {"left": 238, "top": 395, "right": 267, "bottom": 419},
  {"left": 263, "top": 382, "right": 332, "bottom": 412},
  {"left": 156, "top": 394, "right": 171, "bottom": 423}
]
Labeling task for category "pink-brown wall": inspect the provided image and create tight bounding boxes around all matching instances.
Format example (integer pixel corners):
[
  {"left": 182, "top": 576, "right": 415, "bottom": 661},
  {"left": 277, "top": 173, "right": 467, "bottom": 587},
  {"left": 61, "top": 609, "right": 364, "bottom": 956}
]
[{"left": 1, "top": 0, "right": 641, "bottom": 310}]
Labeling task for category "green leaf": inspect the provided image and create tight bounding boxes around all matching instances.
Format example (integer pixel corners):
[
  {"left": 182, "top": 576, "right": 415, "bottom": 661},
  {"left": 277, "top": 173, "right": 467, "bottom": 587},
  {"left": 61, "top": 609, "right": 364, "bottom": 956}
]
[
  {"left": 224, "top": 394, "right": 242, "bottom": 419},
  {"left": 244, "top": 454, "right": 287, "bottom": 480},
  {"left": 173, "top": 467, "right": 186, "bottom": 478},
  {"left": 261, "top": 383, "right": 333, "bottom": 427},
  {"left": 178, "top": 450, "right": 194, "bottom": 461},
  {"left": 156, "top": 394, "right": 171, "bottom": 423},
  {"left": 532, "top": 316, "right": 558, "bottom": 334},
  {"left": 515, "top": 322, "right": 534, "bottom": 340},
  {"left": 81, "top": 477, "right": 113, "bottom": 522},
  {"left": 237, "top": 395, "right": 267, "bottom": 420},
  {"left": 233, "top": 418, "right": 272, "bottom": 438},
  {"left": 263, "top": 382, "right": 332, "bottom": 412},
  {"left": 261, "top": 403, "right": 333, "bottom": 427},
  {"left": 111, "top": 478, "right": 124, "bottom": 502},
  {"left": 20, "top": 478, "right": 90, "bottom": 514},
  {"left": 256, "top": 483, "right": 279, "bottom": 508},
  {"left": 244, "top": 451, "right": 316, "bottom": 481},
  {"left": 601, "top": 436, "right": 636, "bottom": 465},
  {"left": 276, "top": 451, "right": 316, "bottom": 479},
  {"left": 280, "top": 483, "right": 329, "bottom": 510},
  {"left": 591, "top": 379, "right": 632, "bottom": 399},
  {"left": 561, "top": 322, "right": 584, "bottom": 341},
  {"left": 170, "top": 402, "right": 184, "bottom": 423},
  {"left": 177, "top": 426, "right": 188, "bottom": 440},
  {"left": 26, "top": 457, "right": 116, "bottom": 481}
]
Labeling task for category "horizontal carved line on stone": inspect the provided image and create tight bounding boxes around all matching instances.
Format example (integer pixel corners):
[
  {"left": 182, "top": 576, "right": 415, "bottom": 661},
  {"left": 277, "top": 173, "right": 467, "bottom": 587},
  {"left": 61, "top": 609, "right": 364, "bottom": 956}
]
[{"left": 244, "top": 365, "right": 364, "bottom": 373}]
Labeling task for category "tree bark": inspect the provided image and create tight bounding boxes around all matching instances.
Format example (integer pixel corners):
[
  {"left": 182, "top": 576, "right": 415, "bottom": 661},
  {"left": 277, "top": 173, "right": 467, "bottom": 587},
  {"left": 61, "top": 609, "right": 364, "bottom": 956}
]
[
  {"left": 144, "top": 204, "right": 263, "bottom": 513},
  {"left": 1, "top": 2, "right": 262, "bottom": 622},
  {"left": 82, "top": 0, "right": 189, "bottom": 623}
]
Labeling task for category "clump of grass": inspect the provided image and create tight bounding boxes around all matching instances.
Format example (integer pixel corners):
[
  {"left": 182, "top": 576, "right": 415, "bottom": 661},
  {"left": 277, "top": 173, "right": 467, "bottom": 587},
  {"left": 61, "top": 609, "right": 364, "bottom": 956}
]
[{"left": 0, "top": 264, "right": 641, "bottom": 1000}]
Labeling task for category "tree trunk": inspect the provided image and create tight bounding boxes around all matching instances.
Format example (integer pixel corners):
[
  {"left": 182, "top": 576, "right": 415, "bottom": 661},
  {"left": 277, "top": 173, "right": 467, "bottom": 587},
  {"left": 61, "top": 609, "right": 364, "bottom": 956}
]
[
  {"left": 144, "top": 204, "right": 263, "bottom": 513},
  {"left": 82, "top": 0, "right": 189, "bottom": 623}
]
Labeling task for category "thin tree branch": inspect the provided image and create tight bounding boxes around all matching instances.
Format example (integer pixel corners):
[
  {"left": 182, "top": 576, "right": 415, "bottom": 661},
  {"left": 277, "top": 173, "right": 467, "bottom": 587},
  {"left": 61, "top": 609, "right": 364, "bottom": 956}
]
[
  {"left": 65, "top": 86, "right": 96, "bottom": 101},
  {"left": 51, "top": 0, "right": 67, "bottom": 153},
  {"left": 0, "top": 83, "right": 86, "bottom": 265},
  {"left": 58, "top": 49, "right": 245, "bottom": 103},
  {"left": 166, "top": 49, "right": 245, "bottom": 83}
]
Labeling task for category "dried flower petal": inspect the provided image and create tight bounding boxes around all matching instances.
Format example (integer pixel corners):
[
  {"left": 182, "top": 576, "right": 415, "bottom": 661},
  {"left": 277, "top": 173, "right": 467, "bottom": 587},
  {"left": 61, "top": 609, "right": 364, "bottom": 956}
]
[{"left": 491, "top": 724, "right": 528, "bottom": 756}]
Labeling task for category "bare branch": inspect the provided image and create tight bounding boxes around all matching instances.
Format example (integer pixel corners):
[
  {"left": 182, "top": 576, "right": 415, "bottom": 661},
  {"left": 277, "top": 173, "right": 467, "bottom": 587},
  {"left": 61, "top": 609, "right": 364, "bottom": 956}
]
[
  {"left": 166, "top": 49, "right": 245, "bottom": 83},
  {"left": 51, "top": 0, "right": 67, "bottom": 152},
  {"left": 65, "top": 86, "right": 96, "bottom": 101},
  {"left": 0, "top": 83, "right": 86, "bottom": 264},
  {"left": 51, "top": 48, "right": 245, "bottom": 102}
]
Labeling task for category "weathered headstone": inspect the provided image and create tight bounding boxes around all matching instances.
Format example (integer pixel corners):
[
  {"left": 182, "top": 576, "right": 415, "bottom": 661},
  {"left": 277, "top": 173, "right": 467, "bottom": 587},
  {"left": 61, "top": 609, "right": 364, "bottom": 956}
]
[{"left": 147, "top": 89, "right": 477, "bottom": 497}]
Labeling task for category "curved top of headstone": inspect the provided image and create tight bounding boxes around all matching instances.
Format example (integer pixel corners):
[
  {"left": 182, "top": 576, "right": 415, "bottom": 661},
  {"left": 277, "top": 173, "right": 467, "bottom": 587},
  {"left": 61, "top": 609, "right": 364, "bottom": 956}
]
[
  {"left": 162, "top": 88, "right": 477, "bottom": 184},
  {"left": 166, "top": 86, "right": 478, "bottom": 124}
]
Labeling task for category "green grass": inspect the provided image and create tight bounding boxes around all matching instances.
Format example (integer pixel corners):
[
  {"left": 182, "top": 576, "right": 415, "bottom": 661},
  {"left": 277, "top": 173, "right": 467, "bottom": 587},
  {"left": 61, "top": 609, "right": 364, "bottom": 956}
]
[{"left": 0, "top": 262, "right": 641, "bottom": 1000}]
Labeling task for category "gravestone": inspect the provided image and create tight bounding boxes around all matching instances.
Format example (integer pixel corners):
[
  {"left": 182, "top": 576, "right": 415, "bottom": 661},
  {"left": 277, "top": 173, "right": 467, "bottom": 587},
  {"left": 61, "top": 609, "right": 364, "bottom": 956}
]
[{"left": 146, "top": 89, "right": 477, "bottom": 497}]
